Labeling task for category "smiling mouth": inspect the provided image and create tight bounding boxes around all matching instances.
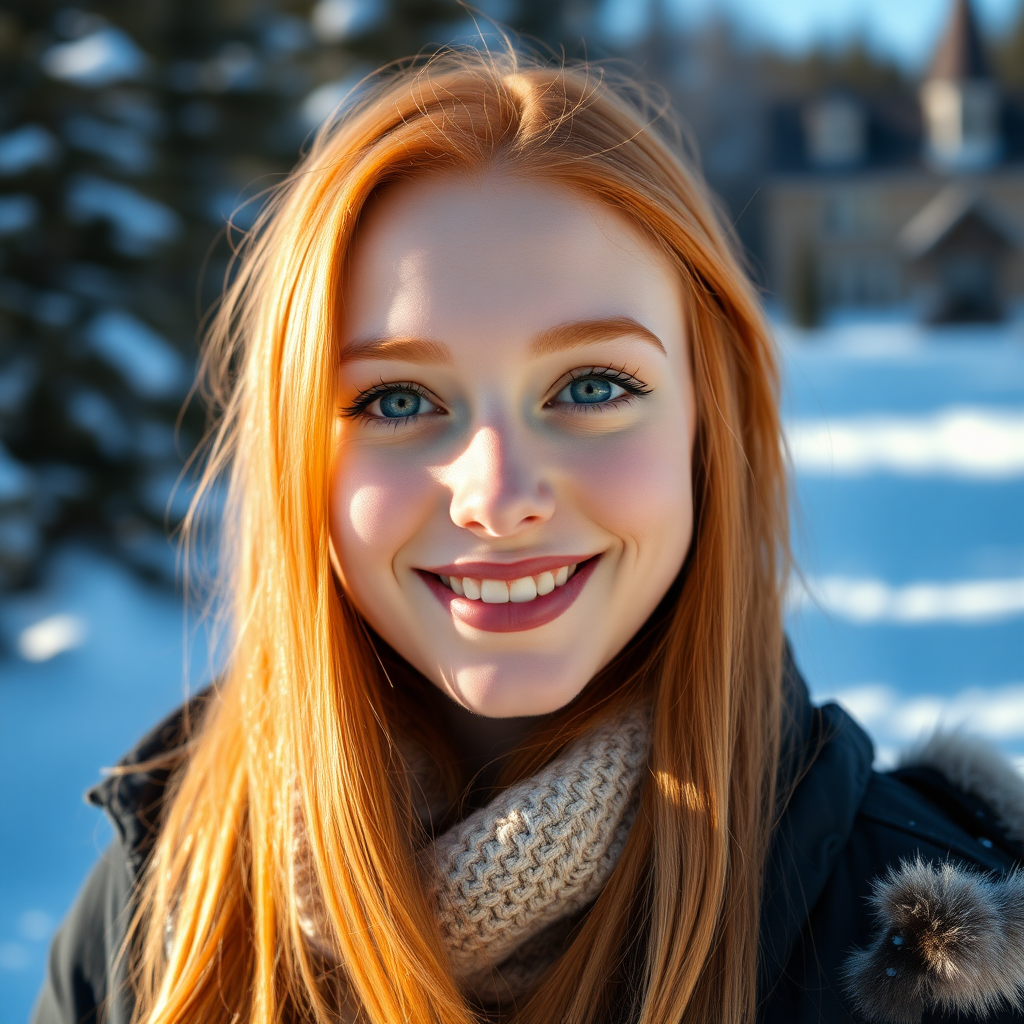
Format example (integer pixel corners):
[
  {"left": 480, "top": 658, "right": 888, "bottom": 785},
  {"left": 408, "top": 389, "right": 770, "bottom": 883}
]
[
  {"left": 417, "top": 555, "right": 600, "bottom": 633},
  {"left": 436, "top": 563, "right": 578, "bottom": 604}
]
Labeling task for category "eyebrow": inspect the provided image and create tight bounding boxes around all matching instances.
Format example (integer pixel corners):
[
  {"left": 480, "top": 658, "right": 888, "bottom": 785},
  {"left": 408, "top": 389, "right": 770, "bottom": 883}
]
[
  {"left": 340, "top": 314, "right": 666, "bottom": 364},
  {"left": 530, "top": 315, "right": 666, "bottom": 356},
  {"left": 339, "top": 337, "right": 453, "bottom": 365}
]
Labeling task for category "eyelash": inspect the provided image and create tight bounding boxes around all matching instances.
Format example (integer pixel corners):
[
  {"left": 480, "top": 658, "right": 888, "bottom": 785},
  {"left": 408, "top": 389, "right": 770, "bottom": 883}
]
[
  {"left": 340, "top": 367, "right": 653, "bottom": 424},
  {"left": 340, "top": 381, "right": 439, "bottom": 425},
  {"left": 547, "top": 366, "right": 652, "bottom": 412}
]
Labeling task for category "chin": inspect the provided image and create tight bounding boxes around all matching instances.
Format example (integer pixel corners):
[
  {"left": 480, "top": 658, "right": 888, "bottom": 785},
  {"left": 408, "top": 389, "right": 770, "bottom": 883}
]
[{"left": 442, "top": 653, "right": 598, "bottom": 719}]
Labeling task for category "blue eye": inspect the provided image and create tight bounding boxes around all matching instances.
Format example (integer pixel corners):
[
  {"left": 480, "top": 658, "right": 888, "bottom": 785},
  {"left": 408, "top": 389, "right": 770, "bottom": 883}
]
[
  {"left": 346, "top": 385, "right": 440, "bottom": 421},
  {"left": 377, "top": 390, "right": 422, "bottom": 417},
  {"left": 554, "top": 376, "right": 627, "bottom": 406},
  {"left": 570, "top": 378, "right": 614, "bottom": 403}
]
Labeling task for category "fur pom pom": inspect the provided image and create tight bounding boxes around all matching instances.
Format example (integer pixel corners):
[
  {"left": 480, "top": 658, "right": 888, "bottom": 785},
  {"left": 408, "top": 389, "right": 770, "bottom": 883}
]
[
  {"left": 899, "top": 730, "right": 1024, "bottom": 845},
  {"left": 844, "top": 858, "right": 1024, "bottom": 1024}
]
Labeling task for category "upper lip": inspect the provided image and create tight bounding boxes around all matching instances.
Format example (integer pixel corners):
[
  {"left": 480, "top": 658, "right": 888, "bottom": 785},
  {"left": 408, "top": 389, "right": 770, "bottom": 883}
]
[{"left": 420, "top": 554, "right": 597, "bottom": 581}]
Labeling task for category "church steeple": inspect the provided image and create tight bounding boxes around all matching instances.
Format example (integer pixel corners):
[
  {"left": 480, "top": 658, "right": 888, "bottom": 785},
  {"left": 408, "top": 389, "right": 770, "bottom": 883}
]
[
  {"left": 921, "top": 0, "right": 1001, "bottom": 171},
  {"left": 929, "top": 0, "right": 991, "bottom": 80}
]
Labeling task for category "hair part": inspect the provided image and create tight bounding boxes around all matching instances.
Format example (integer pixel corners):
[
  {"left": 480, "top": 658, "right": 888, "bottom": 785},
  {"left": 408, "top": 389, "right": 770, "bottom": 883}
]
[{"left": 130, "top": 45, "right": 789, "bottom": 1024}]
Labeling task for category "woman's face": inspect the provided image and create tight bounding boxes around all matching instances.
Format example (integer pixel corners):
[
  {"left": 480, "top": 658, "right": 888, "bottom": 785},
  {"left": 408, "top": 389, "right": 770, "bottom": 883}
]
[{"left": 330, "top": 169, "right": 696, "bottom": 718}]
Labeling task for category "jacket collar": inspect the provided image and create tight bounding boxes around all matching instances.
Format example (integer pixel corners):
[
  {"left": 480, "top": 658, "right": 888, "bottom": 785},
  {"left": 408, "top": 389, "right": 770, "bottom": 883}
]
[
  {"left": 758, "top": 648, "right": 875, "bottom": 998},
  {"left": 86, "top": 688, "right": 211, "bottom": 882},
  {"left": 87, "top": 651, "right": 876, "bottom": 1002}
]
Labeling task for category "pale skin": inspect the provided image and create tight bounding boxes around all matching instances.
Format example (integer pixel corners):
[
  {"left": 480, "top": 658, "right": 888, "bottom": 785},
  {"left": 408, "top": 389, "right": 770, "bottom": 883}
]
[{"left": 329, "top": 168, "right": 697, "bottom": 760}]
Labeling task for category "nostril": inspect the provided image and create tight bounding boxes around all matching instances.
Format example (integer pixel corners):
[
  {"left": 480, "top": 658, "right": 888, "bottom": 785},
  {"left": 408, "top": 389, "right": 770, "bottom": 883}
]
[{"left": 449, "top": 479, "right": 555, "bottom": 537}]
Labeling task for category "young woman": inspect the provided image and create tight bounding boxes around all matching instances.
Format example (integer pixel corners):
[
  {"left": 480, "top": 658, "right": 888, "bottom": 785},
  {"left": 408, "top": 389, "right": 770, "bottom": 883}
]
[{"left": 34, "top": 49, "right": 1024, "bottom": 1024}]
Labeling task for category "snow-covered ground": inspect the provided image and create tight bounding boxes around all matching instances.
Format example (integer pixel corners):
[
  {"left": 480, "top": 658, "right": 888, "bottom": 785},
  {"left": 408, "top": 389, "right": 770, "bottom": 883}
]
[
  {"left": 0, "top": 550, "right": 214, "bottom": 1020},
  {"left": 1, "top": 319, "right": 1023, "bottom": 1020},
  {"left": 779, "top": 321, "right": 1024, "bottom": 768}
]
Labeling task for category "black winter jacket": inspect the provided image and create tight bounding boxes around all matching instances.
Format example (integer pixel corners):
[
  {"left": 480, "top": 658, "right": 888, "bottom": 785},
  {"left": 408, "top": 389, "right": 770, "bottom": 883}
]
[{"left": 31, "top": 652, "right": 1024, "bottom": 1024}]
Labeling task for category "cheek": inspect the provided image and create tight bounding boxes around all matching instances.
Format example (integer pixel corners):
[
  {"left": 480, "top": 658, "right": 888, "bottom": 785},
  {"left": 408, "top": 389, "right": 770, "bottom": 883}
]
[
  {"left": 566, "top": 418, "right": 694, "bottom": 551},
  {"left": 329, "top": 446, "right": 434, "bottom": 576}
]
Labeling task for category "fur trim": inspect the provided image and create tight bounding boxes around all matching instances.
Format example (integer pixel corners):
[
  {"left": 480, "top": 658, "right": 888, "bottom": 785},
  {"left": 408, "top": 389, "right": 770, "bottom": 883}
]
[
  {"left": 844, "top": 858, "right": 1024, "bottom": 1024},
  {"left": 899, "top": 730, "right": 1024, "bottom": 844}
]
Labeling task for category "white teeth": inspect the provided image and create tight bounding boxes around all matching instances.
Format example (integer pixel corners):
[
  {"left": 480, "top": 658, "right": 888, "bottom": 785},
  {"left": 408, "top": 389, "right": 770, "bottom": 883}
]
[
  {"left": 481, "top": 579, "right": 509, "bottom": 604},
  {"left": 509, "top": 576, "right": 538, "bottom": 603},
  {"left": 441, "top": 563, "right": 581, "bottom": 603}
]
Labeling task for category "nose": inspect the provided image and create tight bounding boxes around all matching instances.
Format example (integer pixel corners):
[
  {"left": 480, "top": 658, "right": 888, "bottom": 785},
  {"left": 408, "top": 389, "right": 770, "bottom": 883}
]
[{"left": 445, "top": 425, "right": 555, "bottom": 538}]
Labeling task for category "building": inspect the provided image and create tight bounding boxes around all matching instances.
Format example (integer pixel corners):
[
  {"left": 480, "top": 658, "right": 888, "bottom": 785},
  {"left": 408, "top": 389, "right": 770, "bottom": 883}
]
[{"left": 765, "top": 0, "right": 1024, "bottom": 324}]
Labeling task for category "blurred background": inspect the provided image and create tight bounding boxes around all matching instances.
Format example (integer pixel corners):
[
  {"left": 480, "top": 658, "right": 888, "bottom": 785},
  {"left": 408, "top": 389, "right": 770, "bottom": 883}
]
[{"left": 1, "top": 0, "right": 1023, "bottom": 1016}]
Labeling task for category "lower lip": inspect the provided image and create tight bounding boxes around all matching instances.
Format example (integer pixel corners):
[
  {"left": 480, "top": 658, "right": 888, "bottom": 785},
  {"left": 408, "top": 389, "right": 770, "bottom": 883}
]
[{"left": 418, "top": 557, "right": 600, "bottom": 633}]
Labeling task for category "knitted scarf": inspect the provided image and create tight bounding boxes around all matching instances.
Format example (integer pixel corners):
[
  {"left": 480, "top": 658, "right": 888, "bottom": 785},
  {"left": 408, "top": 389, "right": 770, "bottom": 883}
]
[{"left": 292, "top": 703, "right": 651, "bottom": 1006}]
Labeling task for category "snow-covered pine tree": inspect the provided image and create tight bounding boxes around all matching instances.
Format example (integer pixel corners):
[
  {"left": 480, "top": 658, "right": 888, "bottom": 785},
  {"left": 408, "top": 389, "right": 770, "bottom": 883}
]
[{"left": 0, "top": 0, "right": 602, "bottom": 589}]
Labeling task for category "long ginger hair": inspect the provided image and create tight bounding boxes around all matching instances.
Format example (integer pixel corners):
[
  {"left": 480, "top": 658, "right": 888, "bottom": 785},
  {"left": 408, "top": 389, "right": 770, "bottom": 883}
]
[{"left": 130, "top": 48, "right": 789, "bottom": 1024}]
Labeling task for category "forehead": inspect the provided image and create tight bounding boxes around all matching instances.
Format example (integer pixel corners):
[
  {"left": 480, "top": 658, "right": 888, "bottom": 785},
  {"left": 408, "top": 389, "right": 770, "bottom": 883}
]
[{"left": 342, "top": 169, "right": 684, "bottom": 346}]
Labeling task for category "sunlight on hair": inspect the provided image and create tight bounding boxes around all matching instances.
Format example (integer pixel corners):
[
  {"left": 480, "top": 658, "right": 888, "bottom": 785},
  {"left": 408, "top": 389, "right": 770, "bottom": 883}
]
[
  {"left": 132, "top": 45, "right": 788, "bottom": 1024},
  {"left": 653, "top": 770, "right": 715, "bottom": 820}
]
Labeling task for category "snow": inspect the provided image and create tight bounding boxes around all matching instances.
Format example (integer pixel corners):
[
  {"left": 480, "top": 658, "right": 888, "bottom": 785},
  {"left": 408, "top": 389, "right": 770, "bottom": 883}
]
[
  {"left": 17, "top": 614, "right": 88, "bottom": 662},
  {"left": 63, "top": 262, "right": 122, "bottom": 303},
  {"left": 62, "top": 115, "right": 154, "bottom": 175},
  {"left": 0, "top": 320, "right": 1021, "bottom": 1019},
  {"left": 0, "top": 548, "right": 215, "bottom": 1018},
  {"left": 140, "top": 467, "right": 194, "bottom": 522},
  {"left": 780, "top": 322, "right": 1024, "bottom": 776},
  {"left": 41, "top": 27, "right": 148, "bottom": 89},
  {"left": 791, "top": 574, "right": 1024, "bottom": 624},
  {"left": 85, "top": 309, "right": 186, "bottom": 399},
  {"left": 134, "top": 420, "right": 178, "bottom": 460},
  {"left": 261, "top": 15, "right": 312, "bottom": 55},
  {"left": 66, "top": 174, "right": 181, "bottom": 255},
  {"left": 66, "top": 389, "right": 129, "bottom": 457},
  {"left": 207, "top": 187, "right": 261, "bottom": 229},
  {"left": 0, "top": 125, "right": 60, "bottom": 177},
  {"left": 0, "top": 515, "right": 42, "bottom": 574},
  {"left": 301, "top": 70, "right": 371, "bottom": 127},
  {"left": 33, "top": 291, "right": 78, "bottom": 328},
  {"left": 310, "top": 0, "right": 382, "bottom": 43},
  {"left": 0, "top": 442, "right": 32, "bottom": 504},
  {"left": 786, "top": 407, "right": 1024, "bottom": 478},
  {"left": 0, "top": 194, "right": 38, "bottom": 235},
  {"left": 835, "top": 682, "right": 1024, "bottom": 750},
  {"left": 0, "top": 359, "right": 35, "bottom": 416},
  {"left": 202, "top": 42, "right": 262, "bottom": 92}
]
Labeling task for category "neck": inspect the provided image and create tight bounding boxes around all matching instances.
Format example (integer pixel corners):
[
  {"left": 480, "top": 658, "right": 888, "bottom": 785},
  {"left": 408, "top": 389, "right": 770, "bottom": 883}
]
[
  {"left": 438, "top": 696, "right": 540, "bottom": 770},
  {"left": 371, "top": 635, "right": 548, "bottom": 784},
  {"left": 429, "top": 686, "right": 543, "bottom": 784}
]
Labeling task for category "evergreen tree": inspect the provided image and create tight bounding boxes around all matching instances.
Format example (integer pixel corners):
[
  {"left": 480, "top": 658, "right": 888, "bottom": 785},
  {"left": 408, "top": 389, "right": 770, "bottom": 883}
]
[
  {"left": 0, "top": 0, "right": 615, "bottom": 590},
  {"left": 0, "top": 0, "right": 443, "bottom": 588},
  {"left": 993, "top": 1, "right": 1024, "bottom": 89},
  {"left": 790, "top": 238, "right": 821, "bottom": 330}
]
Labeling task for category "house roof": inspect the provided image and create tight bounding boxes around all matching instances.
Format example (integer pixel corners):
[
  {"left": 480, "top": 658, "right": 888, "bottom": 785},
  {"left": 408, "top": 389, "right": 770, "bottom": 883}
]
[
  {"left": 764, "top": 0, "right": 1024, "bottom": 178},
  {"left": 768, "top": 95, "right": 923, "bottom": 174},
  {"left": 899, "top": 184, "right": 1017, "bottom": 258},
  {"left": 928, "top": 0, "right": 991, "bottom": 81}
]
